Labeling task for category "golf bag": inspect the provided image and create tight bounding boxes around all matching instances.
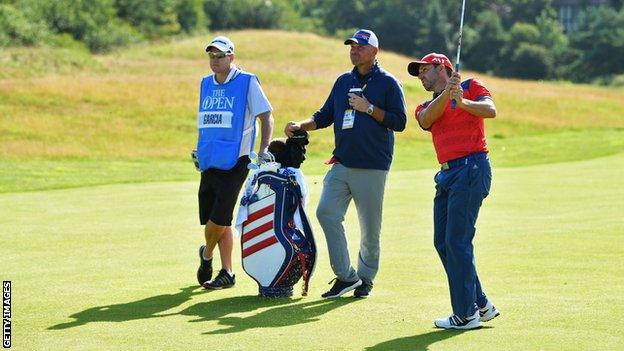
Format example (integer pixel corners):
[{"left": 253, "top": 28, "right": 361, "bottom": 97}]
[{"left": 237, "top": 130, "right": 316, "bottom": 297}]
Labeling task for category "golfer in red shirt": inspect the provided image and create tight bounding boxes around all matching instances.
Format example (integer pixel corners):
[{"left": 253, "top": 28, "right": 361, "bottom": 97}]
[{"left": 409, "top": 53, "right": 500, "bottom": 330}]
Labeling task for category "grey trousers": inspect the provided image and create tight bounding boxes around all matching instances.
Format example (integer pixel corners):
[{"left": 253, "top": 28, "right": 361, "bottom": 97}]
[{"left": 316, "top": 164, "right": 388, "bottom": 283}]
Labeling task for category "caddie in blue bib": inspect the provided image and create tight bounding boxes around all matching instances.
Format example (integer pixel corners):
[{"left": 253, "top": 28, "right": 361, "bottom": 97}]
[{"left": 196, "top": 71, "right": 253, "bottom": 171}]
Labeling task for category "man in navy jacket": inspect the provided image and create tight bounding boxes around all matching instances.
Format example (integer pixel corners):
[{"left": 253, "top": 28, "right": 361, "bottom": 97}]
[{"left": 285, "top": 29, "right": 407, "bottom": 298}]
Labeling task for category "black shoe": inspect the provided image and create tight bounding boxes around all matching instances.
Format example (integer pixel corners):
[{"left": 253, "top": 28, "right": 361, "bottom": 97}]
[
  {"left": 203, "top": 269, "right": 235, "bottom": 289},
  {"left": 196, "top": 245, "right": 213, "bottom": 285},
  {"left": 354, "top": 279, "right": 373, "bottom": 298},
  {"left": 321, "top": 278, "right": 362, "bottom": 298}
]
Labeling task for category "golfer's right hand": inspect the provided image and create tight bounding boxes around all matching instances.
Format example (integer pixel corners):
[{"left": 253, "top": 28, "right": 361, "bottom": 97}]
[{"left": 284, "top": 121, "right": 301, "bottom": 137}]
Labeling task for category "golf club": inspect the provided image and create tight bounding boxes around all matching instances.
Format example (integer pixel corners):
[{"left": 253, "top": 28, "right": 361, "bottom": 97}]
[{"left": 452, "top": 0, "right": 467, "bottom": 109}]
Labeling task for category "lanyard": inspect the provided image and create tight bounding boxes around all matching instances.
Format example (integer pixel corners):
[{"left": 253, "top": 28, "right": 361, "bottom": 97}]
[{"left": 351, "top": 62, "right": 379, "bottom": 92}]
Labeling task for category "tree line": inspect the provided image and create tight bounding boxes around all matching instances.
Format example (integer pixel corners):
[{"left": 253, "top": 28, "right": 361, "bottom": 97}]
[{"left": 1, "top": 0, "right": 623, "bottom": 84}]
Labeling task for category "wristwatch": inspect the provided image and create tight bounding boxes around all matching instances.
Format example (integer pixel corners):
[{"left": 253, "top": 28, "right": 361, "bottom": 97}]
[{"left": 366, "top": 104, "right": 374, "bottom": 115}]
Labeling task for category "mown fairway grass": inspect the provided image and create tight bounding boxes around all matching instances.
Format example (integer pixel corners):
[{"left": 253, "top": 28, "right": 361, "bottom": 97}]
[
  {"left": 1, "top": 153, "right": 623, "bottom": 350},
  {"left": 1, "top": 30, "right": 623, "bottom": 350}
]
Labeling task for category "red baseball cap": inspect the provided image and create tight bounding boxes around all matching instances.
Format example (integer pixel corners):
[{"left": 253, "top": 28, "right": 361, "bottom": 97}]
[{"left": 408, "top": 53, "right": 453, "bottom": 76}]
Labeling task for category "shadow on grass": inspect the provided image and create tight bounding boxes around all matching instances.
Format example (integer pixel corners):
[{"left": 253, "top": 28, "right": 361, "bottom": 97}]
[
  {"left": 48, "top": 285, "right": 202, "bottom": 330},
  {"left": 365, "top": 327, "right": 493, "bottom": 351},
  {"left": 49, "top": 285, "right": 357, "bottom": 334},
  {"left": 180, "top": 297, "right": 358, "bottom": 334},
  {"left": 177, "top": 294, "right": 297, "bottom": 324}
]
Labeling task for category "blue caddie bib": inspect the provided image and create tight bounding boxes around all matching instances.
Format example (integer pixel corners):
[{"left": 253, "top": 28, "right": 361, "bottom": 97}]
[{"left": 196, "top": 71, "right": 253, "bottom": 171}]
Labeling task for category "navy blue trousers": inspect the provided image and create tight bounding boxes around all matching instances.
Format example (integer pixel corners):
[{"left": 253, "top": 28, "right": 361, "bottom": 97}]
[{"left": 433, "top": 152, "right": 491, "bottom": 318}]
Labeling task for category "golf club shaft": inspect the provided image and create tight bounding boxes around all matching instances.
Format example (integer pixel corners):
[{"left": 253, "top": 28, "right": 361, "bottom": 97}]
[{"left": 452, "top": 0, "right": 467, "bottom": 109}]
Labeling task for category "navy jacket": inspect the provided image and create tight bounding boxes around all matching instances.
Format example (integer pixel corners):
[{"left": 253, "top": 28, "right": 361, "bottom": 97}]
[{"left": 313, "top": 62, "right": 407, "bottom": 170}]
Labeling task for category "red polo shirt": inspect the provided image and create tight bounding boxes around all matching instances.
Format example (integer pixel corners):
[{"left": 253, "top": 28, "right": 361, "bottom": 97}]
[{"left": 415, "top": 78, "right": 492, "bottom": 164}]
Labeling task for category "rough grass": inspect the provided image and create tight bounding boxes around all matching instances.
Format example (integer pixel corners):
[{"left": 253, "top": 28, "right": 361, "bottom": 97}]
[{"left": 1, "top": 30, "right": 623, "bottom": 192}]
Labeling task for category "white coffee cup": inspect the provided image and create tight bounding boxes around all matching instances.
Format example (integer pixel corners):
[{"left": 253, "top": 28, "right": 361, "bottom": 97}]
[{"left": 349, "top": 87, "right": 363, "bottom": 97}]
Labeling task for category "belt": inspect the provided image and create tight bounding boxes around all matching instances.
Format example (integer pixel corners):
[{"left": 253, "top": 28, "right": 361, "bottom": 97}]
[{"left": 440, "top": 152, "right": 488, "bottom": 171}]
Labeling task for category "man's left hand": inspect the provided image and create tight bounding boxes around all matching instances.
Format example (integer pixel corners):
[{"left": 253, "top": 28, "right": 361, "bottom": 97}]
[
  {"left": 448, "top": 72, "right": 464, "bottom": 107},
  {"left": 348, "top": 93, "right": 371, "bottom": 113}
]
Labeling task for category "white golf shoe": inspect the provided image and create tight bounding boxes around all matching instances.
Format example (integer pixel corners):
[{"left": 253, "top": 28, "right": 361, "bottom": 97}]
[
  {"left": 479, "top": 300, "right": 500, "bottom": 322},
  {"left": 434, "top": 311, "right": 481, "bottom": 330}
]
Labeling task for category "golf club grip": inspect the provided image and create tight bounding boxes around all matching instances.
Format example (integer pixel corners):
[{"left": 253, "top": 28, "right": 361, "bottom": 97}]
[{"left": 451, "top": 63, "right": 460, "bottom": 109}]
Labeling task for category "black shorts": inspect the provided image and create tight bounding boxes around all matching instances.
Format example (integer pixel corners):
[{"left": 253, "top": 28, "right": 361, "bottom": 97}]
[{"left": 198, "top": 156, "right": 250, "bottom": 226}]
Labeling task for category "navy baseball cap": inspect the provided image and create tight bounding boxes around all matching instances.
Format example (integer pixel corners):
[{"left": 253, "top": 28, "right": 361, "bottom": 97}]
[{"left": 344, "top": 29, "right": 379, "bottom": 48}]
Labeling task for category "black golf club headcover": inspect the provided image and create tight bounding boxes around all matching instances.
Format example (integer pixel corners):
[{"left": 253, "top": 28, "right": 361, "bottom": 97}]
[
  {"left": 285, "top": 130, "right": 309, "bottom": 168},
  {"left": 267, "top": 130, "right": 309, "bottom": 169}
]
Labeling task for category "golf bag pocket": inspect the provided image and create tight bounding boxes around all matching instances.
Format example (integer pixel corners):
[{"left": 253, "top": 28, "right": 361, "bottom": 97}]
[{"left": 239, "top": 169, "right": 316, "bottom": 297}]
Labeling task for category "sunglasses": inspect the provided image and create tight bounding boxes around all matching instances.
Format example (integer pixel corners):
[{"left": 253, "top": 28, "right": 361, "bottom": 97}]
[{"left": 208, "top": 52, "right": 231, "bottom": 59}]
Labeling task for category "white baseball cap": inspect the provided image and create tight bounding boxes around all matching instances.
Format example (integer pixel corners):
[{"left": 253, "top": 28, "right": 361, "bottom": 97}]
[{"left": 206, "top": 36, "right": 235, "bottom": 53}]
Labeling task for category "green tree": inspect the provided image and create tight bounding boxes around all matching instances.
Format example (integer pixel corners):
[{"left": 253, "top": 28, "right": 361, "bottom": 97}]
[
  {"left": 115, "top": 0, "right": 181, "bottom": 37},
  {"left": 462, "top": 10, "right": 507, "bottom": 73},
  {"left": 535, "top": 8, "right": 569, "bottom": 78},
  {"left": 368, "top": 0, "right": 419, "bottom": 54},
  {"left": 439, "top": 0, "right": 501, "bottom": 30},
  {"left": 510, "top": 43, "right": 551, "bottom": 79},
  {"left": 176, "top": 0, "right": 208, "bottom": 33},
  {"left": 318, "top": 0, "right": 365, "bottom": 34},
  {"left": 203, "top": 0, "right": 287, "bottom": 30},
  {"left": 0, "top": 4, "right": 49, "bottom": 46},
  {"left": 26, "top": 0, "right": 140, "bottom": 52},
  {"left": 567, "top": 6, "right": 624, "bottom": 82},
  {"left": 417, "top": 1, "right": 452, "bottom": 56},
  {"left": 498, "top": 0, "right": 553, "bottom": 28},
  {"left": 498, "top": 22, "right": 552, "bottom": 79}
]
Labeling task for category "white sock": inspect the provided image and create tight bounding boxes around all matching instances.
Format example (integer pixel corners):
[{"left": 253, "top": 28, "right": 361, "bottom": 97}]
[{"left": 201, "top": 247, "right": 212, "bottom": 261}]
